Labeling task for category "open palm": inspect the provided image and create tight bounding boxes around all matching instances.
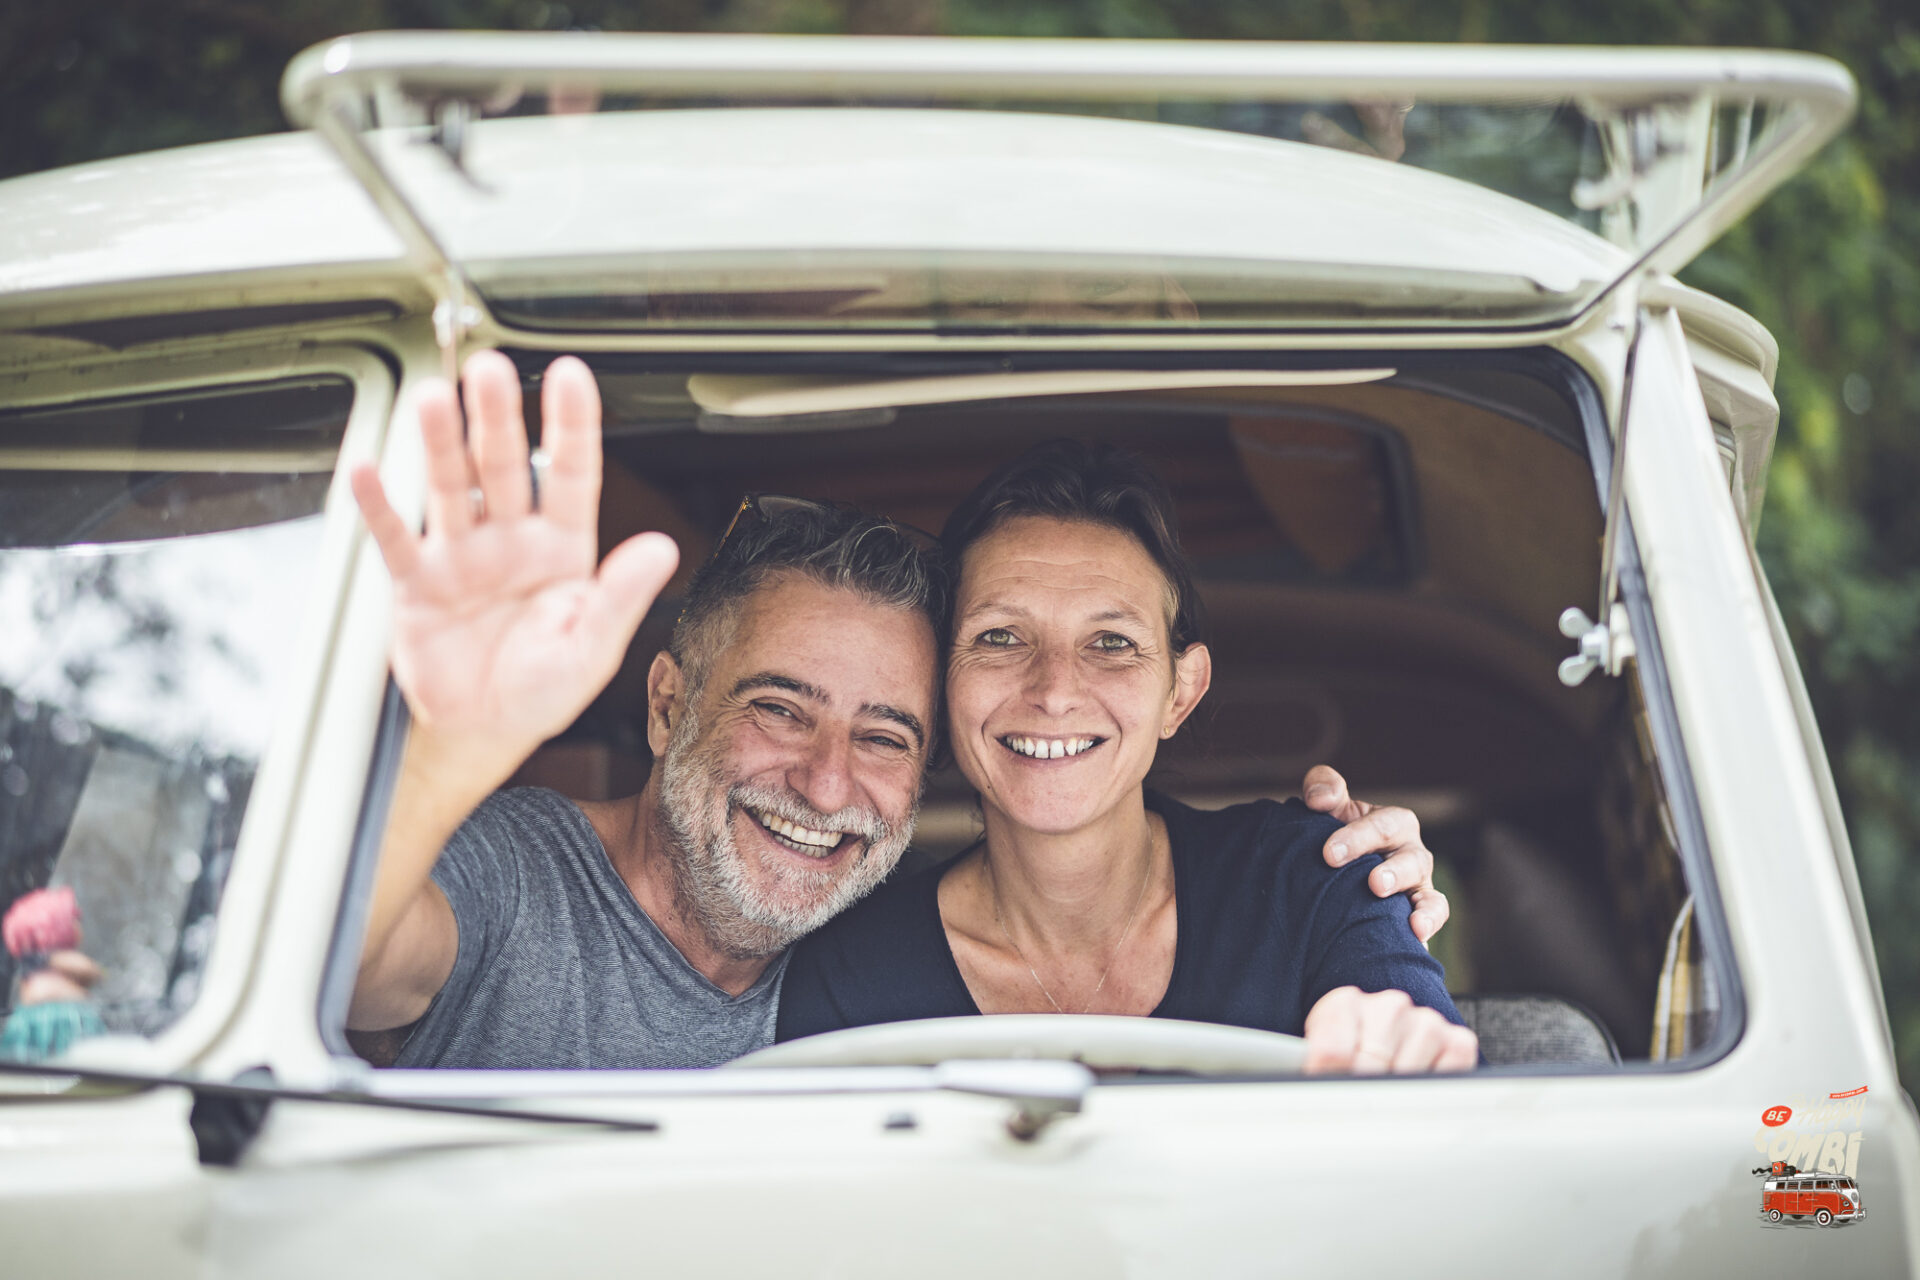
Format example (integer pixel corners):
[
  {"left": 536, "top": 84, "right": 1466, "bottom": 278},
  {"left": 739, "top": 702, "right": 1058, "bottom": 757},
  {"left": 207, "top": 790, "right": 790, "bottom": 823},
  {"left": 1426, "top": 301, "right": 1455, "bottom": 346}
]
[{"left": 351, "top": 352, "right": 678, "bottom": 779}]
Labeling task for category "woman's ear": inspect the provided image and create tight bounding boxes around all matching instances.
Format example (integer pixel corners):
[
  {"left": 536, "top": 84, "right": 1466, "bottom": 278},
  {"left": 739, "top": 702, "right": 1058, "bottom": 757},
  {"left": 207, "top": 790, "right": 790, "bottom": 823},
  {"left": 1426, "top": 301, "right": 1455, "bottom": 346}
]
[
  {"left": 645, "top": 651, "right": 687, "bottom": 754},
  {"left": 1162, "top": 643, "right": 1212, "bottom": 738}
]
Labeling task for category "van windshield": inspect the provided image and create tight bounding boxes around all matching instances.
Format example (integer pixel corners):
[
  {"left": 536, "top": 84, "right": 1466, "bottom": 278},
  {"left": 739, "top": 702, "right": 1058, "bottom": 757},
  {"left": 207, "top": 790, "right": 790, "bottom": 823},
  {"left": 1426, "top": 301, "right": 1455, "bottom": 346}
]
[{"left": 331, "top": 353, "right": 1738, "bottom": 1079}]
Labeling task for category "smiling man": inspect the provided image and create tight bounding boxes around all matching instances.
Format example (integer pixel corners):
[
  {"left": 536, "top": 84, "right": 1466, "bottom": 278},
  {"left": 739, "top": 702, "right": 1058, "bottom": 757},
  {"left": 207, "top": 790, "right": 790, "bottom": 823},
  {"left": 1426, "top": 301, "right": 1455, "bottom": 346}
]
[{"left": 346, "top": 352, "right": 1448, "bottom": 1069}]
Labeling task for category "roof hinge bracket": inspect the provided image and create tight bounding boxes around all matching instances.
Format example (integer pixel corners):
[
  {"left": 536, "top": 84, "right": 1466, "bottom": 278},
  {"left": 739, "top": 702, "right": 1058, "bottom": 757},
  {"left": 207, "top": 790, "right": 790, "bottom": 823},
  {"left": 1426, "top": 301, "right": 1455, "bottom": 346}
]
[
  {"left": 310, "top": 95, "right": 489, "bottom": 382},
  {"left": 432, "top": 285, "right": 482, "bottom": 386},
  {"left": 419, "top": 96, "right": 494, "bottom": 194},
  {"left": 1571, "top": 95, "right": 1713, "bottom": 253}
]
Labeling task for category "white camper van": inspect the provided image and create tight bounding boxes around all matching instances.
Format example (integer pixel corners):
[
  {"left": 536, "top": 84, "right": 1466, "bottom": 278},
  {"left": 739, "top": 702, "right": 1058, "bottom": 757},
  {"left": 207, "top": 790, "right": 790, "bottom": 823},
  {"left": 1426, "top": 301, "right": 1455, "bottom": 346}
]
[{"left": 1, "top": 32, "right": 1914, "bottom": 1278}]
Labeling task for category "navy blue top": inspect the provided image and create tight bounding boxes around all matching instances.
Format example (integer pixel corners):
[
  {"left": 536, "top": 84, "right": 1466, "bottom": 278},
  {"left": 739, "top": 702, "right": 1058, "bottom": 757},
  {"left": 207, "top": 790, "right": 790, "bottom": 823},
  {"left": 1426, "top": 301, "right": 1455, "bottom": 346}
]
[{"left": 776, "top": 793, "right": 1462, "bottom": 1041}]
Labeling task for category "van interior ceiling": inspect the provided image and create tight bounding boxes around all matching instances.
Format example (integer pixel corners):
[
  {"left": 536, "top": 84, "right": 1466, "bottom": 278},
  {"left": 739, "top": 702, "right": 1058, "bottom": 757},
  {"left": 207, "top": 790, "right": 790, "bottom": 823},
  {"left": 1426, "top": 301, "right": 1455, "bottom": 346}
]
[{"left": 494, "top": 355, "right": 1692, "bottom": 1062}]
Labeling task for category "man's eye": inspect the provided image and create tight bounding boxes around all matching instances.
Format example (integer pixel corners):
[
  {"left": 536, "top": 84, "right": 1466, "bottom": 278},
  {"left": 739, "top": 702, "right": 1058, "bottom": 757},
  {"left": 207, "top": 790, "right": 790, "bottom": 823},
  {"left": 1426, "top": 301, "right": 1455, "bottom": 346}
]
[
  {"left": 864, "top": 735, "right": 910, "bottom": 753},
  {"left": 1092, "top": 633, "right": 1136, "bottom": 652},
  {"left": 978, "top": 628, "right": 1018, "bottom": 647},
  {"left": 754, "top": 701, "right": 797, "bottom": 719}
]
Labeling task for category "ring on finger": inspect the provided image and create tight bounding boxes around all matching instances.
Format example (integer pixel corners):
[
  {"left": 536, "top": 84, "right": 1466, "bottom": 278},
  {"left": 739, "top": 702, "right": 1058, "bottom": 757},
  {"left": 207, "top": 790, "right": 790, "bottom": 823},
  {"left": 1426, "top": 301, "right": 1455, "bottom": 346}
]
[
  {"left": 1352, "top": 1043, "right": 1393, "bottom": 1075},
  {"left": 529, "top": 447, "right": 551, "bottom": 512}
]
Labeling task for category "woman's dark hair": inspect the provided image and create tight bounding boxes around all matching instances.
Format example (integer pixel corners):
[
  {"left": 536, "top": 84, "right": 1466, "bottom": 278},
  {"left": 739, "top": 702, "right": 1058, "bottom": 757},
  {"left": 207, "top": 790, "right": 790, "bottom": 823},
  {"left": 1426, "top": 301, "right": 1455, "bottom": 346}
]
[{"left": 940, "top": 438, "right": 1206, "bottom": 652}]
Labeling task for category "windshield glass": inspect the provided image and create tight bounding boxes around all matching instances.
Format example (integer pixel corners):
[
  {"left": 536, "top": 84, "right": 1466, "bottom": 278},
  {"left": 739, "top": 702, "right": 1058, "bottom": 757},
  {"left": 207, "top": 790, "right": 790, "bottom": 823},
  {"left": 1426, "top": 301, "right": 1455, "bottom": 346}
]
[
  {"left": 0, "top": 379, "right": 347, "bottom": 1055},
  {"left": 322, "top": 354, "right": 1746, "bottom": 1079}
]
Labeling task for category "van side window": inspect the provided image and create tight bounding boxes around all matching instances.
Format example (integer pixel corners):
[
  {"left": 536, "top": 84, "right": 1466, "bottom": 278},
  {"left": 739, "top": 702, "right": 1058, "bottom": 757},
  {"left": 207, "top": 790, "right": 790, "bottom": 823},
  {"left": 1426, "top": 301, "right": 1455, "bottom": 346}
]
[{"left": 0, "top": 378, "right": 349, "bottom": 1059}]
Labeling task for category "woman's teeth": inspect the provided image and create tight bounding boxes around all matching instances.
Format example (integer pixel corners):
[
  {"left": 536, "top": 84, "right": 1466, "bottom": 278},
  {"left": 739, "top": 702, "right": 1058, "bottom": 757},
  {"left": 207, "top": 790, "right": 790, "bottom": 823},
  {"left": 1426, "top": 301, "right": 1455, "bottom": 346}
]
[
  {"left": 1002, "top": 736, "right": 1098, "bottom": 760},
  {"left": 747, "top": 807, "right": 843, "bottom": 854}
]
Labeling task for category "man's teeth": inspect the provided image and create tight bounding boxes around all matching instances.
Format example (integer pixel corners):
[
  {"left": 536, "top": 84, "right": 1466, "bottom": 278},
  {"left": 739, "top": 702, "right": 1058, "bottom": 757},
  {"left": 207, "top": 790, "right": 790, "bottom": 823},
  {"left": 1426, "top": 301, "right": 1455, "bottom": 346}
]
[
  {"left": 1003, "top": 736, "right": 1098, "bottom": 760},
  {"left": 748, "top": 807, "right": 842, "bottom": 851}
]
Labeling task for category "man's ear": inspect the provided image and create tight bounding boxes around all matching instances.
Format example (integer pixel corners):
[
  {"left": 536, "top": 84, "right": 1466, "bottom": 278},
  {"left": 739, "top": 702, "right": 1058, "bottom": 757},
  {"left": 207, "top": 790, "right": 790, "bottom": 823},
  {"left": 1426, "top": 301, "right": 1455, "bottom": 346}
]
[
  {"left": 646, "top": 651, "right": 688, "bottom": 755},
  {"left": 1162, "top": 643, "right": 1212, "bottom": 738}
]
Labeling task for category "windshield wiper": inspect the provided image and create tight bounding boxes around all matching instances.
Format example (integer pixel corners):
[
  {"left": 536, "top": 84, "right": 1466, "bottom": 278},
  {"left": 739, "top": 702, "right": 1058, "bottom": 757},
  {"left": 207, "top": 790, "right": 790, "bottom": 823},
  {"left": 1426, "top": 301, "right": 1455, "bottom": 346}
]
[
  {"left": 0, "top": 1053, "right": 1095, "bottom": 1161},
  {"left": 0, "top": 1056, "right": 659, "bottom": 1166}
]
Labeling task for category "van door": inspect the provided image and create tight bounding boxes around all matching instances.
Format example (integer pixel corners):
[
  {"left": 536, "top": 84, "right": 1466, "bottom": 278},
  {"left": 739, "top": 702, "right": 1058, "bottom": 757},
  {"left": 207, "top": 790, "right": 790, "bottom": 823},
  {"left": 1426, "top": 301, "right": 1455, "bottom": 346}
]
[{"left": 0, "top": 344, "right": 393, "bottom": 1278}]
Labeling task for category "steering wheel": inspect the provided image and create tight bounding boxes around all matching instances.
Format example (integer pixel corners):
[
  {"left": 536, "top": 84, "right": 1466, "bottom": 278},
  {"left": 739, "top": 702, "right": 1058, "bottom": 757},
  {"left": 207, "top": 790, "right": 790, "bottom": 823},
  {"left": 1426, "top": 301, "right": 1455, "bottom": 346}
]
[{"left": 729, "top": 1015, "right": 1308, "bottom": 1074}]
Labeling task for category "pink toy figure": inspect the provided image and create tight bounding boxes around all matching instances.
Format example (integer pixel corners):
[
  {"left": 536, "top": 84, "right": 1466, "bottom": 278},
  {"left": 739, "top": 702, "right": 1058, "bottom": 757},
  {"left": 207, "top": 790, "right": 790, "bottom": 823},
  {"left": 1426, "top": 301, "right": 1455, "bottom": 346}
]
[
  {"left": 3, "top": 887, "right": 106, "bottom": 1060},
  {"left": 5, "top": 885, "right": 83, "bottom": 956}
]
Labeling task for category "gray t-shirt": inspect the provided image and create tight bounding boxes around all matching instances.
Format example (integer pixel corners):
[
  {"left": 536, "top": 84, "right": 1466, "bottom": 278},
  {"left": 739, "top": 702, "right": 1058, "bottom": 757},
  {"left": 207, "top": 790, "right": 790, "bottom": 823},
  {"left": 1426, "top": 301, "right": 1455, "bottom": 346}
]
[{"left": 393, "top": 787, "right": 786, "bottom": 1069}]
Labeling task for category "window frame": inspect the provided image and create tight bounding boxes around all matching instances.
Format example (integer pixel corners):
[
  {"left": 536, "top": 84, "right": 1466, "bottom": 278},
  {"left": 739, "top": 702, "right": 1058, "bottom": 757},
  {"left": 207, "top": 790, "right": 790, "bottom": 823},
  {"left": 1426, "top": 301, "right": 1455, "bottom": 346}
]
[
  {"left": 310, "top": 341, "right": 1746, "bottom": 1092},
  {"left": 0, "top": 342, "right": 394, "bottom": 1080}
]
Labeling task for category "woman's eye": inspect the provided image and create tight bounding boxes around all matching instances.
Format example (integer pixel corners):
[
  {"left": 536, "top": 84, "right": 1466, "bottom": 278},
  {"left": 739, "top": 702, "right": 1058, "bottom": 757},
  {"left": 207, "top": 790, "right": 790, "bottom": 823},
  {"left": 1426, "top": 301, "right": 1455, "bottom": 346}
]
[
  {"left": 978, "top": 628, "right": 1018, "bottom": 647},
  {"left": 1092, "top": 633, "right": 1136, "bottom": 653}
]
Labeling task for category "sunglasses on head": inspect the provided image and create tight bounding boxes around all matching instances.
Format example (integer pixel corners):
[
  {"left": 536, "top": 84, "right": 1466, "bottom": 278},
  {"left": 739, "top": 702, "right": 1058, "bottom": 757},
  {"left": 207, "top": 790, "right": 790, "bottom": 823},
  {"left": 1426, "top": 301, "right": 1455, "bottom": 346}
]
[{"left": 709, "top": 493, "right": 939, "bottom": 568}]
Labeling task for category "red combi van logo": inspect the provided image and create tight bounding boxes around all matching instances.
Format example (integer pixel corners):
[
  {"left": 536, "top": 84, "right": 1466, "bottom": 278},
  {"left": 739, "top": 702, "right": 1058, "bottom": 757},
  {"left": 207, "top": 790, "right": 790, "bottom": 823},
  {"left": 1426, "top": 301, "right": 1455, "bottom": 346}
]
[
  {"left": 1754, "top": 1163, "right": 1864, "bottom": 1228},
  {"left": 1763, "top": 1106, "right": 1793, "bottom": 1127}
]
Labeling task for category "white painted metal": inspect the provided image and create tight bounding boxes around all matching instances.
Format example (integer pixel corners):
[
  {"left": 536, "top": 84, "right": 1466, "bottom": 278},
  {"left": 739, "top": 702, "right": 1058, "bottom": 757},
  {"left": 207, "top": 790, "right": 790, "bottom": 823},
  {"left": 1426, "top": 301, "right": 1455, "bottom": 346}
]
[
  {"left": 283, "top": 32, "right": 1854, "bottom": 124},
  {"left": 197, "top": 323, "right": 434, "bottom": 1090},
  {"left": 281, "top": 33, "right": 1855, "bottom": 306},
  {"left": 0, "top": 133, "right": 403, "bottom": 298},
  {"left": 1600, "top": 306, "right": 1920, "bottom": 1265},
  {"left": 0, "top": 113, "right": 1623, "bottom": 325}
]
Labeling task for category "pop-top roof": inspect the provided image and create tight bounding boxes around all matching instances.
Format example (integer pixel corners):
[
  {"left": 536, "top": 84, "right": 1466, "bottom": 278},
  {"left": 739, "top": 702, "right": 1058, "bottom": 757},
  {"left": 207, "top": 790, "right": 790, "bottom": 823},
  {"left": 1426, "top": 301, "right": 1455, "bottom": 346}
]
[{"left": 273, "top": 33, "right": 1853, "bottom": 338}]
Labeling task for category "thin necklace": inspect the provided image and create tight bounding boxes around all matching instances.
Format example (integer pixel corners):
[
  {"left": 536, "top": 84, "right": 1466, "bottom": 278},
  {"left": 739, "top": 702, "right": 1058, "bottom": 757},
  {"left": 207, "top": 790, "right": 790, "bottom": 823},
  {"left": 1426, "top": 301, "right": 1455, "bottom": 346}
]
[{"left": 986, "top": 833, "right": 1157, "bottom": 1015}]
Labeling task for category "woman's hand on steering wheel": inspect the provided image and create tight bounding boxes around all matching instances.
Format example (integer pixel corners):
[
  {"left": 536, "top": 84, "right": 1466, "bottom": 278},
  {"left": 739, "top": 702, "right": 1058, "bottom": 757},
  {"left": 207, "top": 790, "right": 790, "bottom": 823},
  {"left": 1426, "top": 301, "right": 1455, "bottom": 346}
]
[{"left": 1302, "top": 986, "right": 1478, "bottom": 1075}]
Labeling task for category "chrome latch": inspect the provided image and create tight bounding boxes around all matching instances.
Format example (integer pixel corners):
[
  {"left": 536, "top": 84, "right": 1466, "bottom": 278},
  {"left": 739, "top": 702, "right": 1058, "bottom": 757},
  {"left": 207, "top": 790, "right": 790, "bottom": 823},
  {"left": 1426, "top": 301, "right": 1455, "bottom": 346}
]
[{"left": 1558, "top": 602, "right": 1636, "bottom": 687}]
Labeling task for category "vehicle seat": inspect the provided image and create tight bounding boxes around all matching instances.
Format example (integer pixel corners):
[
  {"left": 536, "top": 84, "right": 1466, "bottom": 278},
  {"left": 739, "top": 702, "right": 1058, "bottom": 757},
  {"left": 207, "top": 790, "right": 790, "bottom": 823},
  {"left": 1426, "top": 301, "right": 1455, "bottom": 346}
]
[
  {"left": 1451, "top": 994, "right": 1620, "bottom": 1066},
  {"left": 1649, "top": 894, "right": 1718, "bottom": 1060}
]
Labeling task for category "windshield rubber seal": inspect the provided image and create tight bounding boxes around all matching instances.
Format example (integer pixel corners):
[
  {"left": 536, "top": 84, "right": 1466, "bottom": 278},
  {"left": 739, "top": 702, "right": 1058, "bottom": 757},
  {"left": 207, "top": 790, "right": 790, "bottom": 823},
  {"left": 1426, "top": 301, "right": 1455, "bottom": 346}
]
[
  {"left": 316, "top": 678, "right": 410, "bottom": 1061},
  {"left": 1568, "top": 344, "right": 1748, "bottom": 1074}
]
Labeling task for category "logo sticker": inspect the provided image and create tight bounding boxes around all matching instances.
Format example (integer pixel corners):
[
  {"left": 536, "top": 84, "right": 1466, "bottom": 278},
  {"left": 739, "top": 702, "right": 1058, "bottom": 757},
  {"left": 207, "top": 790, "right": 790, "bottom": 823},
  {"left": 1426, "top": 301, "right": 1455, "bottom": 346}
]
[{"left": 1750, "top": 1087, "right": 1868, "bottom": 1230}]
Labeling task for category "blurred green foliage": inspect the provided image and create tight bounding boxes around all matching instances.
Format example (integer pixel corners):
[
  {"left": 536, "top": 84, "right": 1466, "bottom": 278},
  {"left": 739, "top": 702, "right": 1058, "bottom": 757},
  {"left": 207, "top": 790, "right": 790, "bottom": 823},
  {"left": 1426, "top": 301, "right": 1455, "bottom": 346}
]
[{"left": 5, "top": 0, "right": 1916, "bottom": 1090}]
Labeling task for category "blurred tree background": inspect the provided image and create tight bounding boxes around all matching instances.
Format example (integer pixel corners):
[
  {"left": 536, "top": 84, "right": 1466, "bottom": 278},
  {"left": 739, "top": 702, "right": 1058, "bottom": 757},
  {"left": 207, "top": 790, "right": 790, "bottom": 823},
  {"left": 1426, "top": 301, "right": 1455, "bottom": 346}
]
[{"left": 4, "top": 1, "right": 1916, "bottom": 1091}]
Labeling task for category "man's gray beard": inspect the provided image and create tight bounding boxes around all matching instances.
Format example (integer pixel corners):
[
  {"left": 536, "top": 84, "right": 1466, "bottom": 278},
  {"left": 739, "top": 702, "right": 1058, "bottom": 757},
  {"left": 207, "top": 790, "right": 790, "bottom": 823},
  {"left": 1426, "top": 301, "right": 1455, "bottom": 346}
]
[{"left": 655, "top": 706, "right": 915, "bottom": 961}]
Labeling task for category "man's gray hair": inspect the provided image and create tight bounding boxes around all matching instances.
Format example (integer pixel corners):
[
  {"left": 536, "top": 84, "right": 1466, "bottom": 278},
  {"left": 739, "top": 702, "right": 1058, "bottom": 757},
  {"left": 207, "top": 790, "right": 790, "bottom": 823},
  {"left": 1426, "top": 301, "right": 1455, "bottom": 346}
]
[{"left": 668, "top": 499, "right": 949, "bottom": 696}]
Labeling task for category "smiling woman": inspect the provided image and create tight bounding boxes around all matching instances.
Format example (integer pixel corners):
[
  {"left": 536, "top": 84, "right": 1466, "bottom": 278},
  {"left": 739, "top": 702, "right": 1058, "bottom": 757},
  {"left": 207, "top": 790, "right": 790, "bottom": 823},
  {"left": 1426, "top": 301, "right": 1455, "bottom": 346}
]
[{"left": 775, "top": 439, "right": 1478, "bottom": 1074}]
